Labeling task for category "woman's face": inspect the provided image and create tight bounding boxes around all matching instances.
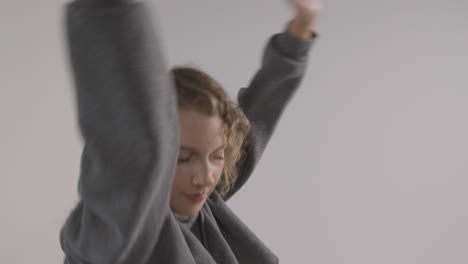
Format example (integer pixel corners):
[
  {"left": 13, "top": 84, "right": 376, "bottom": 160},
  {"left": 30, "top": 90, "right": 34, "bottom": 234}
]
[{"left": 170, "top": 108, "right": 226, "bottom": 216}]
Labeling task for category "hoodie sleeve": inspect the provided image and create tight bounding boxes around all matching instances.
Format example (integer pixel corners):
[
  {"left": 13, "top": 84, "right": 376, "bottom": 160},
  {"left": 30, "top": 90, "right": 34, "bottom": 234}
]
[
  {"left": 222, "top": 28, "right": 317, "bottom": 201},
  {"left": 59, "top": 1, "right": 179, "bottom": 263}
]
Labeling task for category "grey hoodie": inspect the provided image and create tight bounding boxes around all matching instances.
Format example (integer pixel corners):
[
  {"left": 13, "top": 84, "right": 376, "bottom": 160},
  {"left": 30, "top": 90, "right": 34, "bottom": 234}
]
[{"left": 60, "top": 0, "right": 315, "bottom": 263}]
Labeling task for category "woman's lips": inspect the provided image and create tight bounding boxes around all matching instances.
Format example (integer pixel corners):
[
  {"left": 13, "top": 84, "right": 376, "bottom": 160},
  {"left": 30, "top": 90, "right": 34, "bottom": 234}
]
[{"left": 184, "top": 194, "right": 207, "bottom": 203}]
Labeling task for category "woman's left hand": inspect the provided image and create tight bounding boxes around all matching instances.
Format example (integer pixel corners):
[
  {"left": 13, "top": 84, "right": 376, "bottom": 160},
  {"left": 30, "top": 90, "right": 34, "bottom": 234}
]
[
  {"left": 287, "top": 0, "right": 321, "bottom": 22},
  {"left": 286, "top": 0, "right": 322, "bottom": 39}
]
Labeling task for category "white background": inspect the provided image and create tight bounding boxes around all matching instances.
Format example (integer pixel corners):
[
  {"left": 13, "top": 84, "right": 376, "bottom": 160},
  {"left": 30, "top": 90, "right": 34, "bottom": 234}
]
[{"left": 1, "top": 0, "right": 467, "bottom": 263}]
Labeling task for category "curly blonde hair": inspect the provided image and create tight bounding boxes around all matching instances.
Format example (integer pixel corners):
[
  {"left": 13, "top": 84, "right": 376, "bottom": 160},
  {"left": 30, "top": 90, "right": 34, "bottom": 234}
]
[{"left": 171, "top": 65, "right": 251, "bottom": 197}]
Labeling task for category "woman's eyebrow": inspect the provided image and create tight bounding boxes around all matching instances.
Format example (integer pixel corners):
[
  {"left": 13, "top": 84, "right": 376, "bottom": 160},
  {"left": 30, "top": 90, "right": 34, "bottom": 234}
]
[
  {"left": 213, "top": 144, "right": 226, "bottom": 152},
  {"left": 179, "top": 144, "right": 226, "bottom": 154},
  {"left": 179, "top": 145, "right": 198, "bottom": 153}
]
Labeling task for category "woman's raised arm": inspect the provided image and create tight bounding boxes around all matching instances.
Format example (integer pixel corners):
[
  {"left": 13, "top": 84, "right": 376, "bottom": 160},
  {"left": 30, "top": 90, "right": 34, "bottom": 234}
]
[
  {"left": 222, "top": 0, "right": 321, "bottom": 201},
  {"left": 60, "top": 0, "right": 178, "bottom": 263}
]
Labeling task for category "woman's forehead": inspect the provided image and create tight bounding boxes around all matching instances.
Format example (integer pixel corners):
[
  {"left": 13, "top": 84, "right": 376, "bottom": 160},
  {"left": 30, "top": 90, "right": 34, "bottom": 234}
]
[
  {"left": 178, "top": 109, "right": 226, "bottom": 151},
  {"left": 179, "top": 137, "right": 225, "bottom": 154}
]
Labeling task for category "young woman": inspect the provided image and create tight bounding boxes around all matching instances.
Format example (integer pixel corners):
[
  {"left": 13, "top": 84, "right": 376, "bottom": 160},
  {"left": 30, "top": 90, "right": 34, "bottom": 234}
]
[{"left": 60, "top": 0, "right": 321, "bottom": 263}]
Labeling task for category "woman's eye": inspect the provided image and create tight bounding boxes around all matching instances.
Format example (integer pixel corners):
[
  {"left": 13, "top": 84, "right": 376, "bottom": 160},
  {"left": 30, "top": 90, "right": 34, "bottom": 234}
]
[
  {"left": 177, "top": 156, "right": 191, "bottom": 163},
  {"left": 211, "top": 153, "right": 225, "bottom": 161}
]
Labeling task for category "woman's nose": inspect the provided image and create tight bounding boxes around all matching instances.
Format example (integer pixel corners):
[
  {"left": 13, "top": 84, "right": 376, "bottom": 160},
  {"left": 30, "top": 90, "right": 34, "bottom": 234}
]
[{"left": 192, "top": 160, "right": 216, "bottom": 188}]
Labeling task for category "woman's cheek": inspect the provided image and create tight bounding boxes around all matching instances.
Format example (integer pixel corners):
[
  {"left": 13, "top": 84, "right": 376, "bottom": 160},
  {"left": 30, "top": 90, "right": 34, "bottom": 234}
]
[
  {"left": 214, "top": 164, "right": 224, "bottom": 182},
  {"left": 174, "top": 163, "right": 192, "bottom": 180}
]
